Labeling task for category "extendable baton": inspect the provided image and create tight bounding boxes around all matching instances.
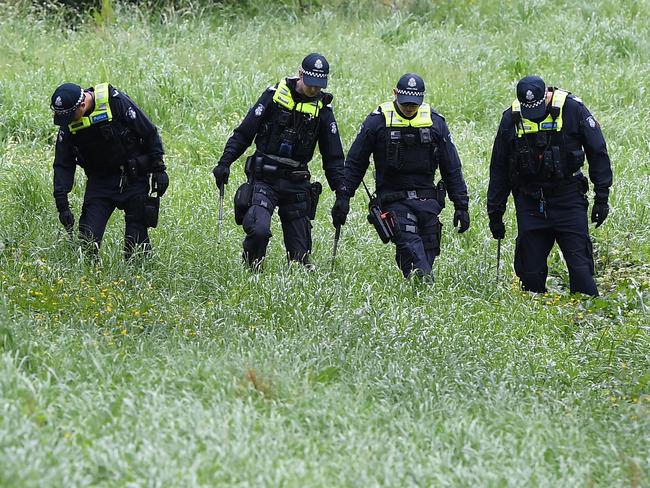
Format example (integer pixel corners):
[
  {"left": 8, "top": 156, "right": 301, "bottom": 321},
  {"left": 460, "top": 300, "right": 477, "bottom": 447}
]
[
  {"left": 496, "top": 238, "right": 502, "bottom": 282},
  {"left": 218, "top": 182, "right": 224, "bottom": 243},
  {"left": 331, "top": 224, "right": 341, "bottom": 272}
]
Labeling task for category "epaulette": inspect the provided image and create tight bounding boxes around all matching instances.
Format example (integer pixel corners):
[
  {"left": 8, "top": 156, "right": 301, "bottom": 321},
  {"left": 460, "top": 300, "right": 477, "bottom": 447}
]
[
  {"left": 430, "top": 107, "right": 445, "bottom": 121},
  {"left": 266, "top": 84, "right": 277, "bottom": 92},
  {"left": 321, "top": 92, "right": 333, "bottom": 106},
  {"left": 568, "top": 93, "right": 583, "bottom": 105},
  {"left": 371, "top": 105, "right": 382, "bottom": 115}
]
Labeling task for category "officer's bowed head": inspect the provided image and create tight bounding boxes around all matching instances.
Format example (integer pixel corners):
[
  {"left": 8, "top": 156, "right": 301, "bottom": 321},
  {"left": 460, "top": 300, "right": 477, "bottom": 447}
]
[
  {"left": 50, "top": 83, "right": 85, "bottom": 126},
  {"left": 517, "top": 75, "right": 548, "bottom": 120},
  {"left": 300, "top": 53, "right": 329, "bottom": 88},
  {"left": 395, "top": 73, "right": 426, "bottom": 106}
]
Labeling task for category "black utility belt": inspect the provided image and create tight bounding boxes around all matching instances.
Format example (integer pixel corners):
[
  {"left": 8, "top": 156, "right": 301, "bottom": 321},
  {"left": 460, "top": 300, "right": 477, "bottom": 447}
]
[
  {"left": 517, "top": 180, "right": 582, "bottom": 198},
  {"left": 379, "top": 188, "right": 438, "bottom": 205},
  {"left": 246, "top": 155, "right": 310, "bottom": 182}
]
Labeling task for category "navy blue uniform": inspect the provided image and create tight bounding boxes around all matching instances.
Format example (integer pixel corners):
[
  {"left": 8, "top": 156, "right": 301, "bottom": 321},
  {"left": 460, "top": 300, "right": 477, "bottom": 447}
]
[
  {"left": 54, "top": 85, "right": 165, "bottom": 257},
  {"left": 487, "top": 90, "right": 613, "bottom": 295},
  {"left": 217, "top": 77, "right": 345, "bottom": 265},
  {"left": 345, "top": 102, "right": 469, "bottom": 278}
]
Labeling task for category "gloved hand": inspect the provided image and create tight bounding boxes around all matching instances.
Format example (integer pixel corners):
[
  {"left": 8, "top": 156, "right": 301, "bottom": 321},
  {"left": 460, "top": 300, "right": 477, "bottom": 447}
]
[
  {"left": 213, "top": 164, "right": 230, "bottom": 188},
  {"left": 151, "top": 170, "right": 169, "bottom": 197},
  {"left": 453, "top": 208, "right": 470, "bottom": 233},
  {"left": 489, "top": 212, "right": 505, "bottom": 240},
  {"left": 331, "top": 195, "right": 350, "bottom": 227},
  {"left": 591, "top": 200, "right": 609, "bottom": 228},
  {"left": 58, "top": 209, "right": 74, "bottom": 236}
]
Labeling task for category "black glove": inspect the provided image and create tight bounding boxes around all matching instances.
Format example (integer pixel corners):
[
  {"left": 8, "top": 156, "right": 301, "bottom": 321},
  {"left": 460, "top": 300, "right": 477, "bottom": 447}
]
[
  {"left": 58, "top": 209, "right": 74, "bottom": 236},
  {"left": 591, "top": 200, "right": 609, "bottom": 228},
  {"left": 488, "top": 212, "right": 505, "bottom": 240},
  {"left": 213, "top": 164, "right": 230, "bottom": 188},
  {"left": 453, "top": 208, "right": 470, "bottom": 233},
  {"left": 331, "top": 195, "right": 350, "bottom": 227},
  {"left": 151, "top": 171, "right": 169, "bottom": 197}
]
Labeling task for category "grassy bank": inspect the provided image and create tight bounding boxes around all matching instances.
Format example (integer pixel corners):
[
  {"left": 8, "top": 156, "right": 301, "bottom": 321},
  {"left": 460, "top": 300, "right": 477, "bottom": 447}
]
[{"left": 1, "top": 1, "right": 649, "bottom": 485}]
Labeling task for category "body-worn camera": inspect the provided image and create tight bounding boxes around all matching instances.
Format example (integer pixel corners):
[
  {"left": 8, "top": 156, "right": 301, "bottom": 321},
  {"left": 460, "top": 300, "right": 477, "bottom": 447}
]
[{"left": 279, "top": 128, "right": 297, "bottom": 158}]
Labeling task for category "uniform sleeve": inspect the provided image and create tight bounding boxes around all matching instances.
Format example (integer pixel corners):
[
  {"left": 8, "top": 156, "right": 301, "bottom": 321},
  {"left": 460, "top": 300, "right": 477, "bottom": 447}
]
[
  {"left": 437, "top": 118, "right": 469, "bottom": 209},
  {"left": 577, "top": 104, "right": 613, "bottom": 202},
  {"left": 344, "top": 114, "right": 378, "bottom": 198},
  {"left": 486, "top": 113, "right": 513, "bottom": 217},
  {"left": 111, "top": 87, "right": 164, "bottom": 162},
  {"left": 317, "top": 107, "right": 345, "bottom": 192},
  {"left": 53, "top": 128, "right": 77, "bottom": 212},
  {"left": 217, "top": 89, "right": 275, "bottom": 167}
]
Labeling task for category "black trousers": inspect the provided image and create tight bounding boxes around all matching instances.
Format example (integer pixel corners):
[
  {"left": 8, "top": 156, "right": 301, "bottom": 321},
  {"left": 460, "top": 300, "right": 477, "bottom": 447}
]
[
  {"left": 241, "top": 178, "right": 312, "bottom": 265},
  {"left": 384, "top": 198, "right": 442, "bottom": 278},
  {"left": 78, "top": 174, "right": 151, "bottom": 258},
  {"left": 514, "top": 190, "right": 597, "bottom": 295}
]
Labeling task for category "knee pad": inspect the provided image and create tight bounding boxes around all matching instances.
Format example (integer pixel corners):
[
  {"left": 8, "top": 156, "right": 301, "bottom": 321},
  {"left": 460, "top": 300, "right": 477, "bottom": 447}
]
[{"left": 243, "top": 205, "right": 272, "bottom": 241}]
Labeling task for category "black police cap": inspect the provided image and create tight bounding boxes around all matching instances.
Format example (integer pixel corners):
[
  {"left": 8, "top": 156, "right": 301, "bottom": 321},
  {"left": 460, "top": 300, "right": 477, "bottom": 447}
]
[
  {"left": 300, "top": 53, "right": 329, "bottom": 88},
  {"left": 395, "top": 73, "right": 425, "bottom": 105},
  {"left": 51, "top": 83, "right": 84, "bottom": 126},
  {"left": 517, "top": 75, "right": 547, "bottom": 120}
]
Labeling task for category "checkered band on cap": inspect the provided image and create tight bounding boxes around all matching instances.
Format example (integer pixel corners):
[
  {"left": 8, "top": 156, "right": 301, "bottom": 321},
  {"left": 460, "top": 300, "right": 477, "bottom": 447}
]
[
  {"left": 520, "top": 97, "right": 545, "bottom": 109},
  {"left": 299, "top": 68, "right": 327, "bottom": 79},
  {"left": 395, "top": 87, "right": 424, "bottom": 97},
  {"left": 51, "top": 88, "right": 84, "bottom": 114}
]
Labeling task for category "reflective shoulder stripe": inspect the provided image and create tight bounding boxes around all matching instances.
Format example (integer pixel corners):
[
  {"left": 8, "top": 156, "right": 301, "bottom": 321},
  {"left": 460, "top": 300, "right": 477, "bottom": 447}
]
[
  {"left": 551, "top": 89, "right": 569, "bottom": 109},
  {"left": 380, "top": 101, "right": 432, "bottom": 127},
  {"left": 512, "top": 99, "right": 521, "bottom": 114},
  {"left": 273, "top": 79, "right": 294, "bottom": 110},
  {"left": 272, "top": 79, "right": 322, "bottom": 116},
  {"left": 411, "top": 103, "right": 433, "bottom": 127},
  {"left": 68, "top": 82, "right": 113, "bottom": 134}
]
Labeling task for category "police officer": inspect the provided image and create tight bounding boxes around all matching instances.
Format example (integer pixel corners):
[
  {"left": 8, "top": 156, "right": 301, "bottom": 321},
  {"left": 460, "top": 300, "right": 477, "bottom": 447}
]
[
  {"left": 51, "top": 82, "right": 168, "bottom": 258},
  {"left": 487, "top": 75, "right": 613, "bottom": 296},
  {"left": 212, "top": 53, "right": 347, "bottom": 269},
  {"left": 343, "top": 73, "right": 470, "bottom": 279}
]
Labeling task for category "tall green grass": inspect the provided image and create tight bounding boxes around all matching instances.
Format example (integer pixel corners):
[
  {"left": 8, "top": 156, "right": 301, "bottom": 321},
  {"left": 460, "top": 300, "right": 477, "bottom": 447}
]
[{"left": 1, "top": 0, "right": 649, "bottom": 485}]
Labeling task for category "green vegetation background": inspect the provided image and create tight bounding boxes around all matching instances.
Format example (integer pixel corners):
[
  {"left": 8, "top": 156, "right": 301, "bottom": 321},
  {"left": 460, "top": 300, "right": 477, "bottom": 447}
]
[{"left": 1, "top": 0, "right": 649, "bottom": 485}]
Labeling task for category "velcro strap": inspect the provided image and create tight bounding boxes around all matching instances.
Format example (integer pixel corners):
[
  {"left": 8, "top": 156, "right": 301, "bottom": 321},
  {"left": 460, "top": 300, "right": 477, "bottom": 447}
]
[{"left": 401, "top": 224, "right": 418, "bottom": 234}]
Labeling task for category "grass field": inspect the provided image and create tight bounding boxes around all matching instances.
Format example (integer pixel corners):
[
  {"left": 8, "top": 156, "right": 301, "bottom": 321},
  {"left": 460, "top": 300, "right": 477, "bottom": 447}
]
[{"left": 1, "top": 0, "right": 649, "bottom": 486}]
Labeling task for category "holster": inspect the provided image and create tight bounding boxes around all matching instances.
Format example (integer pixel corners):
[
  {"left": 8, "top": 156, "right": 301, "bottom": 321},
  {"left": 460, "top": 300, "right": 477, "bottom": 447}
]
[
  {"left": 308, "top": 182, "right": 322, "bottom": 220},
  {"left": 143, "top": 195, "right": 160, "bottom": 228},
  {"left": 435, "top": 179, "right": 446, "bottom": 209},
  {"left": 367, "top": 198, "right": 396, "bottom": 244},
  {"left": 126, "top": 154, "right": 152, "bottom": 178},
  {"left": 245, "top": 155, "right": 264, "bottom": 180},
  {"left": 234, "top": 181, "right": 254, "bottom": 225}
]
